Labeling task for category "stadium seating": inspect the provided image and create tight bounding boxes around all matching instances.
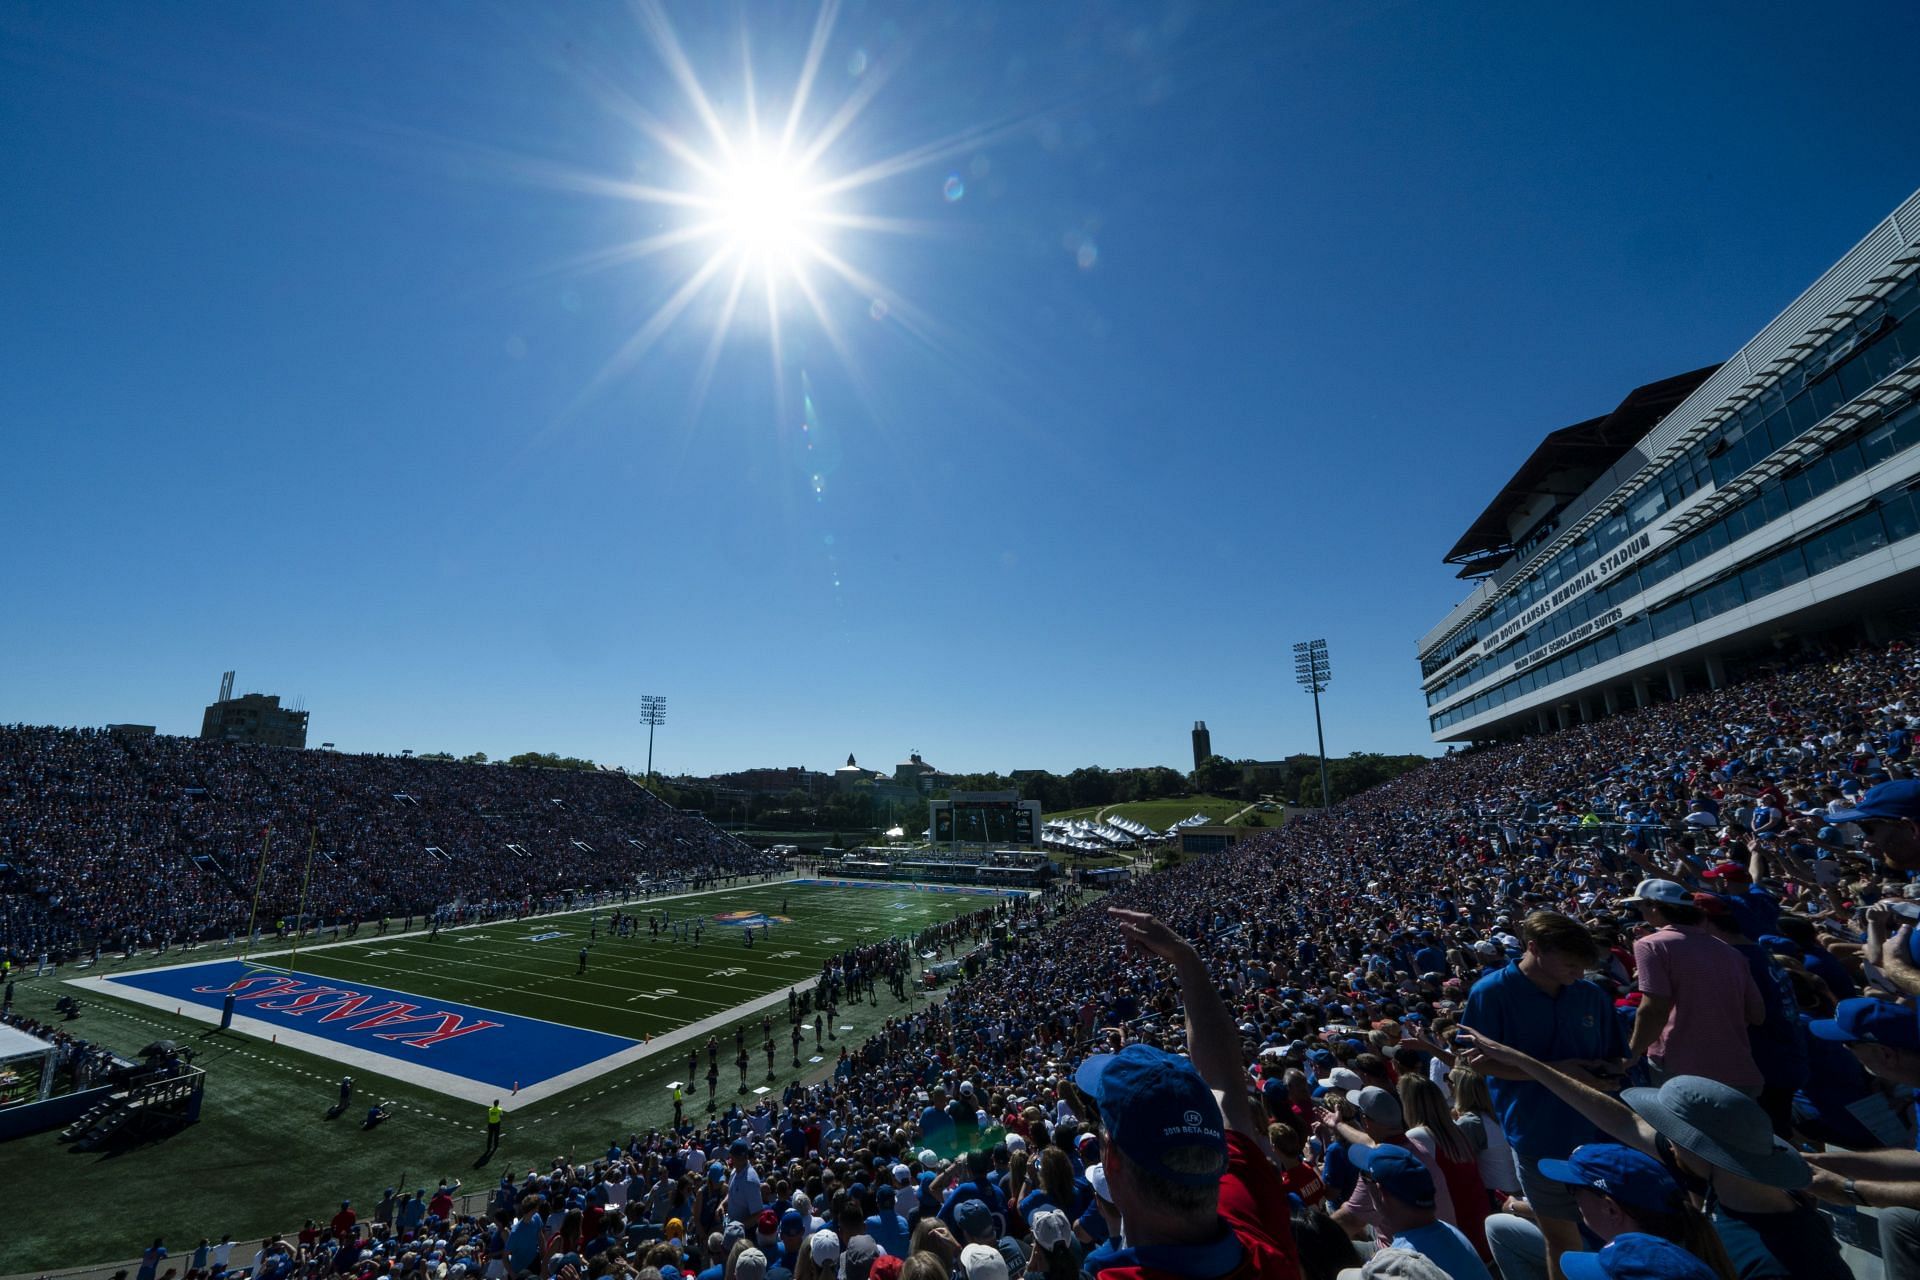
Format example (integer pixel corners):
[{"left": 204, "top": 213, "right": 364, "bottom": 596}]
[
  {"left": 9, "top": 633, "right": 1919, "bottom": 1279},
  {"left": 0, "top": 731, "right": 770, "bottom": 959}
]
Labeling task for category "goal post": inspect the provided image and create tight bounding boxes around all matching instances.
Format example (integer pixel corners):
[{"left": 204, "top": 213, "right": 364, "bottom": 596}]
[
  {"left": 240, "top": 825, "right": 274, "bottom": 966},
  {"left": 237, "top": 825, "right": 319, "bottom": 976}
]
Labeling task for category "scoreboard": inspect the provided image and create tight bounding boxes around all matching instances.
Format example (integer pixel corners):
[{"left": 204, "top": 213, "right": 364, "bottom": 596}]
[
  {"left": 929, "top": 791, "right": 1041, "bottom": 847},
  {"left": 929, "top": 794, "right": 1036, "bottom": 844}
]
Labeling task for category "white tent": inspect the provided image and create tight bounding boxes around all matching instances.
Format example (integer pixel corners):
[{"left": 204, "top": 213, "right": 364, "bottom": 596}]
[{"left": 0, "top": 1022, "right": 57, "bottom": 1102}]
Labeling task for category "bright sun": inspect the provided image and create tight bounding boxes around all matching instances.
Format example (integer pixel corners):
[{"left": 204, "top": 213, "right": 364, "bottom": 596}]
[
  {"left": 709, "top": 147, "right": 825, "bottom": 265},
  {"left": 558, "top": 0, "right": 963, "bottom": 404}
]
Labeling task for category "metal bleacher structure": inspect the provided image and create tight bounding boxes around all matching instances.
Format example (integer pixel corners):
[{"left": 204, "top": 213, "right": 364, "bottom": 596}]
[
  {"left": 54, "top": 1063, "right": 206, "bottom": 1151},
  {"left": 830, "top": 844, "right": 1056, "bottom": 888}
]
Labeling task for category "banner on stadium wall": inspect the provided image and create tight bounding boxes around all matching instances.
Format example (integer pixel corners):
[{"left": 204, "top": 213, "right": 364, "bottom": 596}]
[
  {"left": 1477, "top": 525, "right": 1675, "bottom": 658},
  {"left": 1511, "top": 607, "right": 1624, "bottom": 673}
]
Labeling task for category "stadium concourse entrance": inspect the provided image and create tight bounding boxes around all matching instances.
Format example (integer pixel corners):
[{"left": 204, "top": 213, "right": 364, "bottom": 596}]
[{"left": 791, "top": 788, "right": 1057, "bottom": 888}]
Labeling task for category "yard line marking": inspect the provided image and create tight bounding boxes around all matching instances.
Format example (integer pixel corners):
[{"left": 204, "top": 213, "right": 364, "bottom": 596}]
[{"left": 75, "top": 877, "right": 993, "bottom": 1109}]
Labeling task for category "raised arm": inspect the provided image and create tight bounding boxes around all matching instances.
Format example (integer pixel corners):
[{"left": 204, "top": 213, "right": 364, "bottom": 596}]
[
  {"left": 1457, "top": 1029, "right": 1659, "bottom": 1154},
  {"left": 1107, "top": 908, "right": 1262, "bottom": 1142},
  {"left": 1882, "top": 929, "right": 1920, "bottom": 999}
]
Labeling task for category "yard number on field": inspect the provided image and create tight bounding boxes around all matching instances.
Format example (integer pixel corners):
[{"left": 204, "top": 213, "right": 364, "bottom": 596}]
[
  {"left": 627, "top": 986, "right": 681, "bottom": 1003},
  {"left": 710, "top": 967, "right": 748, "bottom": 979}
]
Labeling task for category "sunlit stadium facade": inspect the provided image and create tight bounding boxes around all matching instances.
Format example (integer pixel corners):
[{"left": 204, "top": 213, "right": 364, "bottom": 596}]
[{"left": 1420, "top": 187, "right": 1920, "bottom": 742}]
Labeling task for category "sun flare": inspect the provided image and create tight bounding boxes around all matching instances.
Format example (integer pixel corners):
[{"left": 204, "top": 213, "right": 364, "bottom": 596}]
[
  {"left": 549, "top": 0, "right": 1007, "bottom": 410},
  {"left": 706, "top": 145, "right": 826, "bottom": 268}
]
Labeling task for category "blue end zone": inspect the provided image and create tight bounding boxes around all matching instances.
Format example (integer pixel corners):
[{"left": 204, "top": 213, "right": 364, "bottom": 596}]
[{"left": 102, "top": 959, "right": 637, "bottom": 1093}]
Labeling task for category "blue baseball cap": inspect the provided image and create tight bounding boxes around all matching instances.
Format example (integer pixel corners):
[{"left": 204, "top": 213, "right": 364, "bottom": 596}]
[
  {"left": 1827, "top": 780, "right": 1920, "bottom": 826},
  {"left": 779, "top": 1211, "right": 805, "bottom": 1235},
  {"left": 1809, "top": 998, "right": 1920, "bottom": 1050},
  {"left": 954, "top": 1199, "right": 994, "bottom": 1239},
  {"left": 1559, "top": 1233, "right": 1719, "bottom": 1280},
  {"left": 1349, "top": 1143, "right": 1434, "bottom": 1209},
  {"left": 1535, "top": 1144, "right": 1680, "bottom": 1213},
  {"left": 1073, "top": 1044, "right": 1227, "bottom": 1186}
]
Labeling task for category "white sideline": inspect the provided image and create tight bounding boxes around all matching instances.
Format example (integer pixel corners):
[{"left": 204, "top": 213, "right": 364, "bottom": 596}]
[
  {"left": 61, "top": 873, "right": 854, "bottom": 1107},
  {"left": 64, "top": 965, "right": 825, "bottom": 1108}
]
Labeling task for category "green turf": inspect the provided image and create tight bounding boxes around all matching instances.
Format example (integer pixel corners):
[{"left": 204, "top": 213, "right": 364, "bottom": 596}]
[
  {"left": 286, "top": 881, "right": 980, "bottom": 1041},
  {"left": 0, "top": 879, "right": 1002, "bottom": 1273}
]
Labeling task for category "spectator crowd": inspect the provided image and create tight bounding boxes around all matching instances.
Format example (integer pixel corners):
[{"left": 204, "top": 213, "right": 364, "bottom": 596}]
[
  {"left": 0, "top": 730, "right": 773, "bottom": 961},
  {"left": 21, "top": 632, "right": 1920, "bottom": 1280}
]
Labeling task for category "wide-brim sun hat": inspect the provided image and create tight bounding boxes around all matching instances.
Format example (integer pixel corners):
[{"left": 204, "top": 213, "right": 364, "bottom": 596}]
[{"left": 1620, "top": 1076, "right": 1807, "bottom": 1189}]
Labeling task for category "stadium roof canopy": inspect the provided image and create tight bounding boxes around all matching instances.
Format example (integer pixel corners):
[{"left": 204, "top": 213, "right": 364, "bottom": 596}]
[{"left": 1445, "top": 365, "right": 1721, "bottom": 576}]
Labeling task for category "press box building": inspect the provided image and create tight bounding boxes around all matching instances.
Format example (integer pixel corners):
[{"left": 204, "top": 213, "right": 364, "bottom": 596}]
[{"left": 1420, "top": 188, "right": 1920, "bottom": 741}]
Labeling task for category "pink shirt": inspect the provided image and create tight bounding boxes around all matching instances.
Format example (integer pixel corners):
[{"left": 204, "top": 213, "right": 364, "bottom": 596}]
[{"left": 1633, "top": 923, "right": 1764, "bottom": 1089}]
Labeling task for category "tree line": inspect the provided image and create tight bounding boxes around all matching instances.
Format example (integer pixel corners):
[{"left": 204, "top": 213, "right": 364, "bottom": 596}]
[{"left": 398, "top": 747, "right": 1432, "bottom": 830}]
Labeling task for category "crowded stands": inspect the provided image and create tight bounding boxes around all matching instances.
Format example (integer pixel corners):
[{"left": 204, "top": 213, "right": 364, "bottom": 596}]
[
  {"left": 13, "top": 632, "right": 1920, "bottom": 1280},
  {"left": 0, "top": 731, "right": 773, "bottom": 960}
]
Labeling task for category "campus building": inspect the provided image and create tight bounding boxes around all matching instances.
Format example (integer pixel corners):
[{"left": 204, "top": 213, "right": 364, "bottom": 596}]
[{"left": 1419, "top": 187, "right": 1920, "bottom": 741}]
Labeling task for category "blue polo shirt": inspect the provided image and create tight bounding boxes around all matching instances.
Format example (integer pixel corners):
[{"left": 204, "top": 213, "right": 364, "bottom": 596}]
[
  {"left": 864, "top": 1210, "right": 910, "bottom": 1257},
  {"left": 1462, "top": 963, "right": 1625, "bottom": 1160}
]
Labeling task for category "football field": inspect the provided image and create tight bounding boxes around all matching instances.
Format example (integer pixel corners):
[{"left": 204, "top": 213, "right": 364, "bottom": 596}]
[
  {"left": 5, "top": 875, "right": 1031, "bottom": 1268},
  {"left": 74, "top": 877, "right": 1010, "bottom": 1104}
]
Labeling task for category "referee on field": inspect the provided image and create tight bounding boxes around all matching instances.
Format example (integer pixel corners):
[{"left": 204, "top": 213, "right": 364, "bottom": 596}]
[{"left": 484, "top": 1099, "right": 504, "bottom": 1156}]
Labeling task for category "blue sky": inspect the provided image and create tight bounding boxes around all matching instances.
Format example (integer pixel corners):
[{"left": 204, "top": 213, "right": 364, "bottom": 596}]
[{"left": 4, "top": 2, "right": 1918, "bottom": 777}]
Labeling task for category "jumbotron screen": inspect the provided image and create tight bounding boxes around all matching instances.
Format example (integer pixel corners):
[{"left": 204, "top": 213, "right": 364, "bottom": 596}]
[{"left": 933, "top": 802, "right": 1034, "bottom": 845}]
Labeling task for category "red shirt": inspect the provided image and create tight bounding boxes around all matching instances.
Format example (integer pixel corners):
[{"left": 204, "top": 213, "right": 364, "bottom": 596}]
[
  {"left": 1094, "top": 1130, "right": 1299, "bottom": 1280},
  {"left": 330, "top": 1209, "right": 357, "bottom": 1238},
  {"left": 1278, "top": 1160, "right": 1326, "bottom": 1207},
  {"left": 430, "top": 1190, "right": 455, "bottom": 1219}
]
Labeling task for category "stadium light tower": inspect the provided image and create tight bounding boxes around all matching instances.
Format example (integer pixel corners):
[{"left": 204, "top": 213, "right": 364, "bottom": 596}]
[
  {"left": 639, "top": 695, "right": 667, "bottom": 782},
  {"left": 1293, "top": 639, "right": 1332, "bottom": 810}
]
